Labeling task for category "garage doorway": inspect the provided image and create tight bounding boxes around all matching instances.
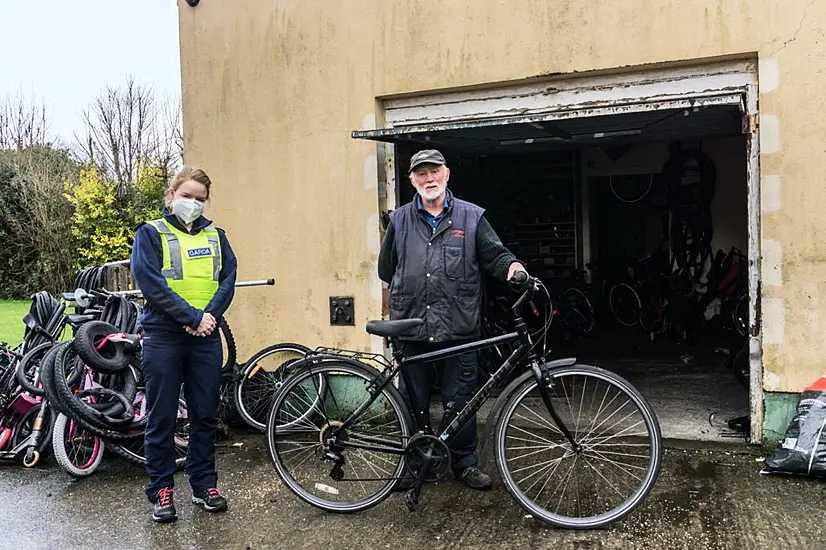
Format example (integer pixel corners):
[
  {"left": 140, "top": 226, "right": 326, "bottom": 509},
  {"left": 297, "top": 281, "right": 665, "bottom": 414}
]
[{"left": 355, "top": 59, "right": 762, "bottom": 444}]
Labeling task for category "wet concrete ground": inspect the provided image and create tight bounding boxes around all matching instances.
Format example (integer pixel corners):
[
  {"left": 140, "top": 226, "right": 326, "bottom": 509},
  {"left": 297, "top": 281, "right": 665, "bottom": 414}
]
[
  {"left": 1, "top": 433, "right": 824, "bottom": 550},
  {"left": 566, "top": 328, "right": 749, "bottom": 442}
]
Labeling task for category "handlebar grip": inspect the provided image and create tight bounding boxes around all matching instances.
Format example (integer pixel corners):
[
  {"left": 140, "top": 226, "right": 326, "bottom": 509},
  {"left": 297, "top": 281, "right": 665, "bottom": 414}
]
[{"left": 509, "top": 271, "right": 529, "bottom": 285}]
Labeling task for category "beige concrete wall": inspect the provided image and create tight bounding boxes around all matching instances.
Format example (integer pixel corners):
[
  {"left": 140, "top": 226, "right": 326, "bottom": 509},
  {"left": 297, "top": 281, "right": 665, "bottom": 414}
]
[{"left": 177, "top": 0, "right": 826, "bottom": 392}]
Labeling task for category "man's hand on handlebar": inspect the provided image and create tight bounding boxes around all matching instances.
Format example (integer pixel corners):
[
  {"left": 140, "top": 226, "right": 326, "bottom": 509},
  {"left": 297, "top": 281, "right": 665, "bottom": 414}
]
[
  {"left": 507, "top": 261, "right": 527, "bottom": 282},
  {"left": 508, "top": 262, "right": 530, "bottom": 289}
]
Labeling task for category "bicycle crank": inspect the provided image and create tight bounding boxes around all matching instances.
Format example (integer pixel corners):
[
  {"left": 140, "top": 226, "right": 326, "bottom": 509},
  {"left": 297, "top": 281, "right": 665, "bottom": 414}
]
[{"left": 403, "top": 434, "right": 451, "bottom": 482}]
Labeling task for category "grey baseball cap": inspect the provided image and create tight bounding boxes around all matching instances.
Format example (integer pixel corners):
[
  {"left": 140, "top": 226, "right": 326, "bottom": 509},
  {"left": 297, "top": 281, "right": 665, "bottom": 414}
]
[{"left": 408, "top": 149, "right": 446, "bottom": 173}]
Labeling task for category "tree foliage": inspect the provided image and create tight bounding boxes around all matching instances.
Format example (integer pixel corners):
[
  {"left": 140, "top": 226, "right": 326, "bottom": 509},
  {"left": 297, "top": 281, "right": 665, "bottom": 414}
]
[{"left": 0, "top": 79, "right": 179, "bottom": 298}]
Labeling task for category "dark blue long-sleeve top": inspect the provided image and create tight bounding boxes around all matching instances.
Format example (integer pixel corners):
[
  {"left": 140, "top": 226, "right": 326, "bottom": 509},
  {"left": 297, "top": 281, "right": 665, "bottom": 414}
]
[{"left": 130, "top": 209, "right": 238, "bottom": 332}]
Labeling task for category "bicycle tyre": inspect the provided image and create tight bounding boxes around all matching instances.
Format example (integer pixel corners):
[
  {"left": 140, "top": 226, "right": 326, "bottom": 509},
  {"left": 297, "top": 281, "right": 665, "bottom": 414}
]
[
  {"left": 15, "top": 342, "right": 55, "bottom": 397},
  {"left": 219, "top": 319, "right": 237, "bottom": 373},
  {"left": 235, "top": 342, "right": 314, "bottom": 431},
  {"left": 52, "top": 413, "right": 105, "bottom": 478},
  {"left": 51, "top": 350, "right": 145, "bottom": 439},
  {"left": 732, "top": 291, "right": 748, "bottom": 337},
  {"left": 609, "top": 283, "right": 641, "bottom": 327},
  {"left": 74, "top": 321, "right": 130, "bottom": 374},
  {"left": 638, "top": 305, "right": 663, "bottom": 335},
  {"left": 494, "top": 364, "right": 662, "bottom": 530},
  {"left": 107, "top": 397, "right": 189, "bottom": 470},
  {"left": 267, "top": 359, "right": 413, "bottom": 513},
  {"left": 610, "top": 174, "right": 653, "bottom": 204},
  {"left": 563, "top": 288, "right": 596, "bottom": 335}
]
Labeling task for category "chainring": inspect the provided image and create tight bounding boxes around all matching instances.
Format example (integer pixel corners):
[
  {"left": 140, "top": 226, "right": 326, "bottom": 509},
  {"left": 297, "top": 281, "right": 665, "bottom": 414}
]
[{"left": 404, "top": 434, "right": 452, "bottom": 482}]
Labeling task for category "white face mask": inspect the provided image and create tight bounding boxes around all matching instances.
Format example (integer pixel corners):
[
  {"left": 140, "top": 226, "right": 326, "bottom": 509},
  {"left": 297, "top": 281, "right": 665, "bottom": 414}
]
[{"left": 172, "top": 198, "right": 205, "bottom": 224}]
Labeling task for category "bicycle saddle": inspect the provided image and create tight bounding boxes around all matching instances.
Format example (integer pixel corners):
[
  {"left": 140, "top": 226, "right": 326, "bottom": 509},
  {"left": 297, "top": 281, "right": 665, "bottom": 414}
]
[{"left": 365, "top": 319, "right": 424, "bottom": 337}]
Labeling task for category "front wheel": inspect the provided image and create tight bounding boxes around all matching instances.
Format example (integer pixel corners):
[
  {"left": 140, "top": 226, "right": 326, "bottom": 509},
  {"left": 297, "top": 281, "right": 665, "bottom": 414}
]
[
  {"left": 52, "top": 413, "right": 105, "bottom": 478},
  {"left": 494, "top": 364, "right": 662, "bottom": 530}
]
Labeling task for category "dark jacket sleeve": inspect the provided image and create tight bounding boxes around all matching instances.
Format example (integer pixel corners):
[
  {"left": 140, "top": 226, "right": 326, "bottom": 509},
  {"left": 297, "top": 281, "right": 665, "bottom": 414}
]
[
  {"left": 378, "top": 221, "right": 397, "bottom": 285},
  {"left": 476, "top": 216, "right": 522, "bottom": 281},
  {"left": 129, "top": 224, "right": 203, "bottom": 328},
  {"left": 204, "top": 228, "right": 237, "bottom": 320}
]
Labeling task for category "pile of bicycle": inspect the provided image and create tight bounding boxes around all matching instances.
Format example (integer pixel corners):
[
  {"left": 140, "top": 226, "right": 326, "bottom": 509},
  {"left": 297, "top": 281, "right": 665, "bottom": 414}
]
[
  {"left": 0, "top": 281, "right": 310, "bottom": 479},
  {"left": 558, "top": 245, "right": 747, "bottom": 344}
]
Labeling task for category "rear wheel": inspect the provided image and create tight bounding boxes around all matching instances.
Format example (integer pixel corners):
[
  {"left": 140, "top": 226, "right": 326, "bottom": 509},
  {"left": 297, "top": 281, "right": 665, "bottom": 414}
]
[
  {"left": 235, "top": 343, "right": 315, "bottom": 431},
  {"left": 267, "top": 359, "right": 412, "bottom": 513},
  {"left": 494, "top": 364, "right": 662, "bottom": 530}
]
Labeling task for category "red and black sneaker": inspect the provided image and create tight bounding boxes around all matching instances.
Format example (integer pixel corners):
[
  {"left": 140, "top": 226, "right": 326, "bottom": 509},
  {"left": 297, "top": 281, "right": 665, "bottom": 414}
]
[
  {"left": 152, "top": 487, "right": 177, "bottom": 523},
  {"left": 192, "top": 487, "right": 228, "bottom": 512}
]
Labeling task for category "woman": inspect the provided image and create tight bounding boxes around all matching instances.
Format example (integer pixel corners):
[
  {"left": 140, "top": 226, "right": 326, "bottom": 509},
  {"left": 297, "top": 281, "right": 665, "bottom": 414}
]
[{"left": 130, "top": 167, "right": 238, "bottom": 523}]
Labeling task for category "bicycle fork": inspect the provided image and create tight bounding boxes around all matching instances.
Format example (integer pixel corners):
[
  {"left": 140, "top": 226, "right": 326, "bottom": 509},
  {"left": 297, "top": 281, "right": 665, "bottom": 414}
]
[{"left": 530, "top": 361, "right": 580, "bottom": 451}]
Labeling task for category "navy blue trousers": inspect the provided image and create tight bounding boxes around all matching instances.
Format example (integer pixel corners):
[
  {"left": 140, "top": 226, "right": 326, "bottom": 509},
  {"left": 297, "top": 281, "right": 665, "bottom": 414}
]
[
  {"left": 398, "top": 341, "right": 479, "bottom": 471},
  {"left": 142, "top": 330, "right": 222, "bottom": 502}
]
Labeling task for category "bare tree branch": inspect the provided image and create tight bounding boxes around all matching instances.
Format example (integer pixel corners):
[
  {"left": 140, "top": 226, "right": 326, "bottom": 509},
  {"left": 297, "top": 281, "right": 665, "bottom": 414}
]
[
  {"left": 75, "top": 77, "right": 182, "bottom": 196},
  {"left": 0, "top": 92, "right": 50, "bottom": 150}
]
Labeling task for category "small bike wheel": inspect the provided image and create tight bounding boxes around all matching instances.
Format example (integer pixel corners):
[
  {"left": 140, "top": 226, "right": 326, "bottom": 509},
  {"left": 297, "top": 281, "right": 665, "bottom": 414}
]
[
  {"left": 107, "top": 397, "right": 189, "bottom": 470},
  {"left": 267, "top": 359, "right": 412, "bottom": 513},
  {"left": 52, "top": 413, "right": 105, "bottom": 478},
  {"left": 495, "top": 364, "right": 662, "bottom": 530},
  {"left": 670, "top": 268, "right": 696, "bottom": 299},
  {"left": 638, "top": 305, "right": 663, "bottom": 335},
  {"left": 217, "top": 369, "right": 240, "bottom": 429},
  {"left": 563, "top": 288, "right": 596, "bottom": 335},
  {"left": 609, "top": 283, "right": 641, "bottom": 327},
  {"left": 235, "top": 343, "right": 314, "bottom": 431}
]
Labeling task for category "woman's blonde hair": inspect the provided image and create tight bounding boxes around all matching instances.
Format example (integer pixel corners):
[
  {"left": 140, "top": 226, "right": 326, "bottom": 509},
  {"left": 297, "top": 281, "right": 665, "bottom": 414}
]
[{"left": 165, "top": 167, "right": 212, "bottom": 206}]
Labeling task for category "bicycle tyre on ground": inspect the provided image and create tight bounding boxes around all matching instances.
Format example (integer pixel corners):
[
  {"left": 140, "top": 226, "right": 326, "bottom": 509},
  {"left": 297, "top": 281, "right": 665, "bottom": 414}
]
[
  {"left": 235, "top": 342, "right": 313, "bottom": 431},
  {"left": 52, "top": 412, "right": 105, "bottom": 478}
]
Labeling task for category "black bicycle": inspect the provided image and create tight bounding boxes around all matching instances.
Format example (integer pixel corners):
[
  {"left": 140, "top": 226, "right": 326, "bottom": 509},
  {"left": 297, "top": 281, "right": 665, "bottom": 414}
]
[{"left": 266, "top": 272, "right": 662, "bottom": 530}]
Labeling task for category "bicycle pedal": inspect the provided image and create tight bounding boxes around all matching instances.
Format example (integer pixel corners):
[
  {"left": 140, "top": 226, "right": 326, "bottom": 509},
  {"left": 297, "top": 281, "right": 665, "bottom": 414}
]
[{"left": 403, "top": 489, "right": 419, "bottom": 512}]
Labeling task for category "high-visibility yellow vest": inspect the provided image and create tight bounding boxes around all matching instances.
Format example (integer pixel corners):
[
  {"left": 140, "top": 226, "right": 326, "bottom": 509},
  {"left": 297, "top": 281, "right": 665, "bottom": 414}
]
[{"left": 147, "top": 219, "right": 222, "bottom": 310}]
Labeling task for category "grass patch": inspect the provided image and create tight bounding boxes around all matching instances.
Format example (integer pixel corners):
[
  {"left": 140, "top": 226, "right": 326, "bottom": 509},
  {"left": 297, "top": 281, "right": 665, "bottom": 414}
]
[{"left": 0, "top": 300, "right": 30, "bottom": 345}]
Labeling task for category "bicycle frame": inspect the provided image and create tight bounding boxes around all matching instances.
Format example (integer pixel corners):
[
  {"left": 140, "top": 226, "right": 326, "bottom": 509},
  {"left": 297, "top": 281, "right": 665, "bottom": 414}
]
[{"left": 322, "top": 279, "right": 579, "bottom": 458}]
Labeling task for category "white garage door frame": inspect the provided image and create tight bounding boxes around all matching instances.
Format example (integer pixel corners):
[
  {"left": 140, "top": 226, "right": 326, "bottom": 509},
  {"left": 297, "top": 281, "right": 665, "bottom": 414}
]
[{"left": 356, "top": 58, "right": 763, "bottom": 443}]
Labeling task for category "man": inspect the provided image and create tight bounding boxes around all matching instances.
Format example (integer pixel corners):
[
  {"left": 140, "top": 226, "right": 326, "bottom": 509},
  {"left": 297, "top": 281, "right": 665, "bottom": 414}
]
[{"left": 378, "top": 149, "right": 526, "bottom": 490}]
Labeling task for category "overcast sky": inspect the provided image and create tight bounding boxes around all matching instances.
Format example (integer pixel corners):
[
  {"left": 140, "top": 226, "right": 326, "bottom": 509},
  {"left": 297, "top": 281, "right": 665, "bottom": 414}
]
[{"left": 0, "top": 0, "right": 181, "bottom": 144}]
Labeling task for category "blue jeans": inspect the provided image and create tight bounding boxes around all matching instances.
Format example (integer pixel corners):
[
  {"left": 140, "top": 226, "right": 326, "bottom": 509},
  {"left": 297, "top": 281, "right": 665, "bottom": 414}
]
[
  {"left": 141, "top": 329, "right": 222, "bottom": 502},
  {"left": 398, "top": 341, "right": 479, "bottom": 471}
]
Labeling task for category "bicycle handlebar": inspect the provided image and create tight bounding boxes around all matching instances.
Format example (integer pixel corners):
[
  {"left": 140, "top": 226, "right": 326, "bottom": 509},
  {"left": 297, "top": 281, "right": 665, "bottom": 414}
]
[{"left": 509, "top": 272, "right": 539, "bottom": 320}]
